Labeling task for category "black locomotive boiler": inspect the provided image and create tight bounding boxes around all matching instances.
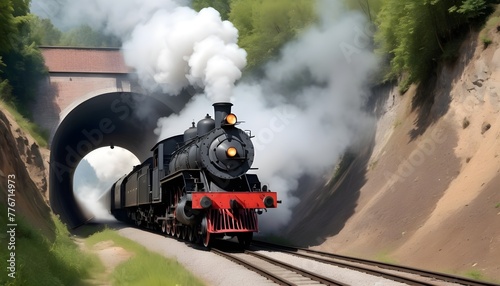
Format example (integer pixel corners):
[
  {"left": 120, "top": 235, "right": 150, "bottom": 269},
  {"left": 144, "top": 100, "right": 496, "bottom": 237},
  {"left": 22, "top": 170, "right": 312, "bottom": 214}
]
[{"left": 109, "top": 102, "right": 278, "bottom": 247}]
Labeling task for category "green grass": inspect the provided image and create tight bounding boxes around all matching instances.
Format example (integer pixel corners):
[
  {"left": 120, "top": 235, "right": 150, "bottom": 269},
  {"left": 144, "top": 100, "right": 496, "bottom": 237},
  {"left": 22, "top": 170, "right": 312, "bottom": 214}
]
[
  {"left": 0, "top": 213, "right": 100, "bottom": 286},
  {"left": 374, "top": 250, "right": 398, "bottom": 264},
  {"left": 0, "top": 99, "right": 49, "bottom": 148},
  {"left": 464, "top": 269, "right": 484, "bottom": 280},
  {"left": 368, "top": 159, "right": 379, "bottom": 170},
  {"left": 479, "top": 6, "right": 500, "bottom": 49},
  {"left": 86, "top": 229, "right": 206, "bottom": 286},
  {"left": 393, "top": 119, "right": 403, "bottom": 128},
  {"left": 331, "top": 153, "right": 356, "bottom": 185},
  {"left": 398, "top": 77, "right": 412, "bottom": 95},
  {"left": 481, "top": 36, "right": 493, "bottom": 48}
]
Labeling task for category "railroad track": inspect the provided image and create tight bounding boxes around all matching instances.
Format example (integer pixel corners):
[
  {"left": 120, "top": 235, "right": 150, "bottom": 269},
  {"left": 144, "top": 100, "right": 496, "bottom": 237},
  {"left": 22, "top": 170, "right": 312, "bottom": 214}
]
[
  {"left": 211, "top": 248, "right": 348, "bottom": 285},
  {"left": 251, "top": 240, "right": 499, "bottom": 286}
]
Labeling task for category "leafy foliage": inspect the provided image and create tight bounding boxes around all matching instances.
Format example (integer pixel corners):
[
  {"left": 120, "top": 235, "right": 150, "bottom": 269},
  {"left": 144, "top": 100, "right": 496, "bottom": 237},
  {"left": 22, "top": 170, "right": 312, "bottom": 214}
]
[
  {"left": 449, "top": 0, "right": 488, "bottom": 19},
  {"left": 0, "top": 0, "right": 17, "bottom": 55},
  {"left": 192, "top": 0, "right": 231, "bottom": 20},
  {"left": 28, "top": 14, "right": 61, "bottom": 45},
  {"left": 0, "top": 100, "right": 48, "bottom": 147},
  {"left": 343, "top": 0, "right": 384, "bottom": 21},
  {"left": 374, "top": 0, "right": 498, "bottom": 92},
  {"left": 0, "top": 79, "right": 13, "bottom": 102},
  {"left": 0, "top": 0, "right": 47, "bottom": 116},
  {"left": 1, "top": 42, "right": 46, "bottom": 112},
  {"left": 59, "top": 25, "right": 121, "bottom": 47},
  {"left": 1, "top": 3, "right": 120, "bottom": 116},
  {"left": 229, "top": 0, "right": 316, "bottom": 69},
  {"left": 192, "top": 0, "right": 316, "bottom": 69}
]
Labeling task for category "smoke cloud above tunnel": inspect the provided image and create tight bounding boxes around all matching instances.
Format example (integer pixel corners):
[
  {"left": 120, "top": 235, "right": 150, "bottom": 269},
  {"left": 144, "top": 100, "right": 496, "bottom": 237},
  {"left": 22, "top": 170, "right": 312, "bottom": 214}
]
[{"left": 31, "top": 0, "right": 246, "bottom": 102}]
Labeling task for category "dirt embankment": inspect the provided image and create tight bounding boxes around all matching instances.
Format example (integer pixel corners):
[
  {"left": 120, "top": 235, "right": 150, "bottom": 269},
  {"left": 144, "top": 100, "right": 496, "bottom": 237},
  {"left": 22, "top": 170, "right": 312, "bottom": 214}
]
[
  {"left": 287, "top": 24, "right": 500, "bottom": 281},
  {"left": 0, "top": 107, "right": 53, "bottom": 239}
]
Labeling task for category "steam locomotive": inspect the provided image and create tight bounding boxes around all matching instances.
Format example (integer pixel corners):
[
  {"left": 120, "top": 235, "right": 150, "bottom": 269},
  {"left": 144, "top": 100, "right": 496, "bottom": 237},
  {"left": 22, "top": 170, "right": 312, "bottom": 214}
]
[{"left": 109, "top": 102, "right": 278, "bottom": 247}]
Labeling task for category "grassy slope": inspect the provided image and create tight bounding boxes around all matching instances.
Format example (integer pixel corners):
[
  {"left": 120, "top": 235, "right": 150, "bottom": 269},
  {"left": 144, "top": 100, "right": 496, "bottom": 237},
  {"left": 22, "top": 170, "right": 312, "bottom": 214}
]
[
  {"left": 0, "top": 213, "right": 99, "bottom": 286},
  {"left": 0, "top": 100, "right": 48, "bottom": 148},
  {"left": 85, "top": 229, "right": 206, "bottom": 286}
]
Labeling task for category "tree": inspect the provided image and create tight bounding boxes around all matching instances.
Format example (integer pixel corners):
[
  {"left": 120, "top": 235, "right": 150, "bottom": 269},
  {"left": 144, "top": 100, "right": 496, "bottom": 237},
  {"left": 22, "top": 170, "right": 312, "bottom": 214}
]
[
  {"left": 0, "top": 0, "right": 47, "bottom": 114},
  {"left": 192, "top": 0, "right": 231, "bottom": 20},
  {"left": 59, "top": 25, "right": 121, "bottom": 47},
  {"left": 0, "top": 0, "right": 16, "bottom": 55},
  {"left": 229, "top": 0, "right": 316, "bottom": 69},
  {"left": 343, "top": 0, "right": 384, "bottom": 22},
  {"left": 374, "top": 0, "right": 495, "bottom": 92},
  {"left": 28, "top": 15, "right": 62, "bottom": 45},
  {"left": 449, "top": 0, "right": 488, "bottom": 19}
]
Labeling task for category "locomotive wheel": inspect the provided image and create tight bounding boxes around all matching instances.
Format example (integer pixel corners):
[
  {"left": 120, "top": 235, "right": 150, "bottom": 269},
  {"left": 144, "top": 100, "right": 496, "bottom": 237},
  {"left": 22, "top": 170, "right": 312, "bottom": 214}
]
[
  {"left": 171, "top": 224, "right": 176, "bottom": 237},
  {"left": 201, "top": 217, "right": 210, "bottom": 247},
  {"left": 181, "top": 227, "right": 187, "bottom": 240},
  {"left": 161, "top": 221, "right": 166, "bottom": 233},
  {"left": 194, "top": 226, "right": 202, "bottom": 244},
  {"left": 188, "top": 227, "right": 195, "bottom": 242},
  {"left": 166, "top": 221, "right": 172, "bottom": 235},
  {"left": 176, "top": 226, "right": 181, "bottom": 238},
  {"left": 202, "top": 231, "right": 210, "bottom": 247},
  {"left": 135, "top": 210, "right": 141, "bottom": 226}
]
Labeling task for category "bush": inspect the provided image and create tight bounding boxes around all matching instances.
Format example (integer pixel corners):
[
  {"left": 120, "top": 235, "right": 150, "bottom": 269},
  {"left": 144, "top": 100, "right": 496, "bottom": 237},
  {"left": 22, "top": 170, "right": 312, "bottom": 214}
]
[{"left": 375, "top": 0, "right": 497, "bottom": 89}]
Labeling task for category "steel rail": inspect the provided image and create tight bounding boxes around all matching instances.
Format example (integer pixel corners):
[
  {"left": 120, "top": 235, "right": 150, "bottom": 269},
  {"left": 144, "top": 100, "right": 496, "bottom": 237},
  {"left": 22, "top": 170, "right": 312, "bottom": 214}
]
[
  {"left": 211, "top": 248, "right": 346, "bottom": 285},
  {"left": 245, "top": 250, "right": 348, "bottom": 286},
  {"left": 252, "top": 240, "right": 498, "bottom": 286}
]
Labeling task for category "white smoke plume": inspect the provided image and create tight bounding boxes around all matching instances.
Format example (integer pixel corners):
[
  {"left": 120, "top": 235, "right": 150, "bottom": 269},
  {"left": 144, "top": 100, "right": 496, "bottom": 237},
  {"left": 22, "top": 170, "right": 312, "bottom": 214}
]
[
  {"left": 31, "top": 0, "right": 246, "bottom": 102},
  {"left": 156, "top": 1, "right": 379, "bottom": 232},
  {"left": 123, "top": 7, "right": 246, "bottom": 100},
  {"left": 85, "top": 147, "right": 140, "bottom": 183}
]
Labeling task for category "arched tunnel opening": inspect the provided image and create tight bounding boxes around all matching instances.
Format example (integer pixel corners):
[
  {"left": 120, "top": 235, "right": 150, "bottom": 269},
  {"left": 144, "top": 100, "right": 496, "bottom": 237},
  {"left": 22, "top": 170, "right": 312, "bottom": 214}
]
[
  {"left": 49, "top": 91, "right": 191, "bottom": 228},
  {"left": 73, "top": 146, "right": 140, "bottom": 222}
]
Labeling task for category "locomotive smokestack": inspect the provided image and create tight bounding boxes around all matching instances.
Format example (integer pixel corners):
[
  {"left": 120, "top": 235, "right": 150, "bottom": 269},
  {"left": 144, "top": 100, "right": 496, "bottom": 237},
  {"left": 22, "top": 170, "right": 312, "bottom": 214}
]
[{"left": 213, "top": 102, "right": 233, "bottom": 128}]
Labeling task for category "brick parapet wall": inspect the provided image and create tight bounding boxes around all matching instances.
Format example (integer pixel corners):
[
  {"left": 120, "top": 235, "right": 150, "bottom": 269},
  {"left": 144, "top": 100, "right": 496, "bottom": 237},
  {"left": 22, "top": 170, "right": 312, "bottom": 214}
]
[{"left": 32, "top": 73, "right": 140, "bottom": 143}]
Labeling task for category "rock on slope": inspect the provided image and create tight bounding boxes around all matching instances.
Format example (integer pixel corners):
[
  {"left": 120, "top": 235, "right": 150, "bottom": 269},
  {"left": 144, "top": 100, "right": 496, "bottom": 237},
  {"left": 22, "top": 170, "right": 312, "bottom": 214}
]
[{"left": 0, "top": 107, "right": 53, "bottom": 239}]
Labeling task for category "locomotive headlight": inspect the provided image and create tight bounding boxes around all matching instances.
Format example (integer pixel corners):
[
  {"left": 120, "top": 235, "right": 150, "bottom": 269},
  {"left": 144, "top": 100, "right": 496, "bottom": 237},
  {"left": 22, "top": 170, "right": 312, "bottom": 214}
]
[
  {"left": 225, "top": 113, "right": 237, "bottom": 125},
  {"left": 226, "top": 147, "right": 237, "bottom": 157}
]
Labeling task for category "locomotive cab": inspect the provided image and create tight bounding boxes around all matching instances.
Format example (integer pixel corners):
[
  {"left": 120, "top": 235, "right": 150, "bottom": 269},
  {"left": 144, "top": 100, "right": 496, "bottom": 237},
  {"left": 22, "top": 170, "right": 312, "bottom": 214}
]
[{"left": 150, "top": 135, "right": 184, "bottom": 202}]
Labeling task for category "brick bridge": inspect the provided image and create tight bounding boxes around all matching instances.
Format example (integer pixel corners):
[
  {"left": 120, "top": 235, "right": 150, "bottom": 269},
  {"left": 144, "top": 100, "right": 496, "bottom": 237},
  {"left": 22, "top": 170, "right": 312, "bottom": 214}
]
[{"left": 36, "top": 47, "right": 191, "bottom": 227}]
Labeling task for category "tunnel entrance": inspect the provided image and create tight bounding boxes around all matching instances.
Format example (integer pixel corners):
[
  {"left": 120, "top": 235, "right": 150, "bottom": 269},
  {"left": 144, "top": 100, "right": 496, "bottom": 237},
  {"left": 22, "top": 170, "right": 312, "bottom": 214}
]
[{"left": 49, "top": 91, "right": 190, "bottom": 228}]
